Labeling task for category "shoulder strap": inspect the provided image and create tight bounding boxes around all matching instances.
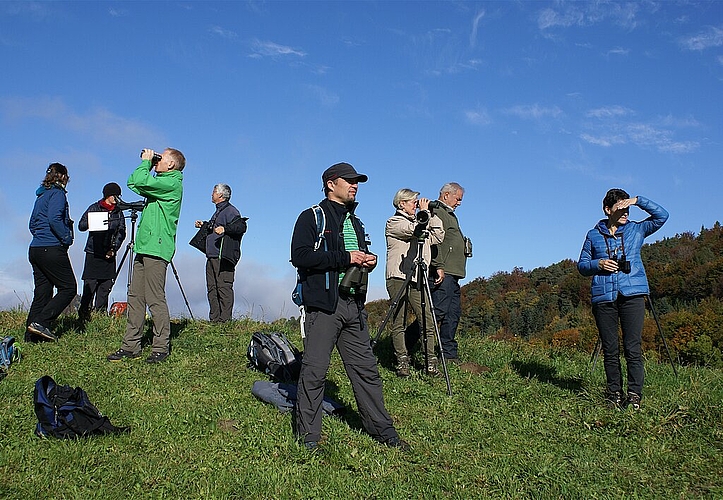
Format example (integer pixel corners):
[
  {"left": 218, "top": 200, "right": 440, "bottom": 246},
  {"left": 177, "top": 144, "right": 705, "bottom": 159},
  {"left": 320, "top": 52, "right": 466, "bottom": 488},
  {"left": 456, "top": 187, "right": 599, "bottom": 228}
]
[{"left": 311, "top": 205, "right": 326, "bottom": 251}]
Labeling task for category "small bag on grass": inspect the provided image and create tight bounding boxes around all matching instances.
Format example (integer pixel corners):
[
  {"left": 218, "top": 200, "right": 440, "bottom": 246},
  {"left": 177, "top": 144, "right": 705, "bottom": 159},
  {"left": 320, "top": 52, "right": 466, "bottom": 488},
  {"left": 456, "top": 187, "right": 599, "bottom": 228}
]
[{"left": 33, "top": 375, "right": 130, "bottom": 439}]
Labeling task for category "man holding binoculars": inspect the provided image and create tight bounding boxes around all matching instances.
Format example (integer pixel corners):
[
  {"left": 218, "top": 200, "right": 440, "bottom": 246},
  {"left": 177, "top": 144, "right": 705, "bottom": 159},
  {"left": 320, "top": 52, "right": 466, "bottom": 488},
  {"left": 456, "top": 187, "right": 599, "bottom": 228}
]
[{"left": 290, "top": 162, "right": 408, "bottom": 452}]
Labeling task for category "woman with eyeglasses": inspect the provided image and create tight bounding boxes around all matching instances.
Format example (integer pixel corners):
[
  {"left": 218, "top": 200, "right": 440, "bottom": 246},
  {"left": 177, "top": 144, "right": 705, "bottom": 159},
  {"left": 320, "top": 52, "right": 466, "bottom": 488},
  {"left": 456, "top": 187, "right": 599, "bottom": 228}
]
[
  {"left": 385, "top": 188, "right": 445, "bottom": 377},
  {"left": 578, "top": 188, "right": 668, "bottom": 410},
  {"left": 26, "top": 162, "right": 77, "bottom": 342}
]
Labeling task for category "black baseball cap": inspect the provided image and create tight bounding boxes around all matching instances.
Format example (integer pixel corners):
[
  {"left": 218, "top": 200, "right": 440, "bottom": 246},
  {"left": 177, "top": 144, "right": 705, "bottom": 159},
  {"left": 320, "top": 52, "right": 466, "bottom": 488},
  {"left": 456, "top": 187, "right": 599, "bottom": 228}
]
[{"left": 322, "top": 162, "right": 368, "bottom": 185}]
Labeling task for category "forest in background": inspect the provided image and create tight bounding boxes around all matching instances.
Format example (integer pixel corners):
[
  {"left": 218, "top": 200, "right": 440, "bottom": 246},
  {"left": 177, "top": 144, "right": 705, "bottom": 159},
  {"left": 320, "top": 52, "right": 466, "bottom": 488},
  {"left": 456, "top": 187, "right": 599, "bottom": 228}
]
[{"left": 366, "top": 222, "right": 723, "bottom": 368}]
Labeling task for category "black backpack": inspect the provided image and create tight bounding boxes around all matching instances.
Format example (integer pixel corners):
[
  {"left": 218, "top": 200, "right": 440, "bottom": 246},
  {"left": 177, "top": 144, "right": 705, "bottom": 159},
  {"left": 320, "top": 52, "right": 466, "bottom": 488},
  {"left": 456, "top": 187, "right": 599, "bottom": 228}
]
[
  {"left": 247, "top": 332, "right": 302, "bottom": 382},
  {"left": 33, "top": 375, "right": 130, "bottom": 439}
]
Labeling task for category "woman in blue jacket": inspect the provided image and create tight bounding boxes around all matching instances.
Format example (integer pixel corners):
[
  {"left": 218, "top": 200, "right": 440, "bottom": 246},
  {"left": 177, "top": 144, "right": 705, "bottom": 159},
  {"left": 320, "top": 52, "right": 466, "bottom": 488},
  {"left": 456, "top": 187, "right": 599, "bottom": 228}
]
[
  {"left": 578, "top": 188, "right": 668, "bottom": 410},
  {"left": 26, "top": 163, "right": 77, "bottom": 342}
]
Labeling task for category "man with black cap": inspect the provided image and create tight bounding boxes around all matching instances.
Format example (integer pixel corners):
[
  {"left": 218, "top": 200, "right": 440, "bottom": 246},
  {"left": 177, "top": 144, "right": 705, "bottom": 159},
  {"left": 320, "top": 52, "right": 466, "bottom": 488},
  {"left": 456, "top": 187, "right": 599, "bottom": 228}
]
[
  {"left": 290, "top": 162, "right": 408, "bottom": 452},
  {"left": 77, "top": 182, "right": 126, "bottom": 323}
]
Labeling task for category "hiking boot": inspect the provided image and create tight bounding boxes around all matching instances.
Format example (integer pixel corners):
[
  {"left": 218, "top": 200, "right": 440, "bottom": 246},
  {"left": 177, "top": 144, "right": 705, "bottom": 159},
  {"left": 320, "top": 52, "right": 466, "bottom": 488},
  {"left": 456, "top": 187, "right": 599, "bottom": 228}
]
[
  {"left": 27, "top": 322, "right": 58, "bottom": 342},
  {"left": 383, "top": 436, "right": 411, "bottom": 451},
  {"left": 445, "top": 357, "right": 461, "bottom": 365},
  {"left": 604, "top": 390, "right": 624, "bottom": 409},
  {"left": 395, "top": 355, "right": 410, "bottom": 377},
  {"left": 145, "top": 351, "right": 169, "bottom": 364},
  {"left": 624, "top": 392, "right": 641, "bottom": 411},
  {"left": 426, "top": 357, "right": 441, "bottom": 377},
  {"left": 107, "top": 349, "right": 142, "bottom": 361},
  {"left": 302, "top": 441, "right": 320, "bottom": 452}
]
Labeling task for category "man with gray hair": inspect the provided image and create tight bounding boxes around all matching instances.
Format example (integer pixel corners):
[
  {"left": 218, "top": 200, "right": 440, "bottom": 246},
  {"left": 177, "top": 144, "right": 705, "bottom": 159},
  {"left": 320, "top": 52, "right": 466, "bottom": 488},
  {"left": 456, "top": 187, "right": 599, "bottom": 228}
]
[
  {"left": 431, "top": 182, "right": 470, "bottom": 363},
  {"left": 194, "top": 183, "right": 247, "bottom": 322}
]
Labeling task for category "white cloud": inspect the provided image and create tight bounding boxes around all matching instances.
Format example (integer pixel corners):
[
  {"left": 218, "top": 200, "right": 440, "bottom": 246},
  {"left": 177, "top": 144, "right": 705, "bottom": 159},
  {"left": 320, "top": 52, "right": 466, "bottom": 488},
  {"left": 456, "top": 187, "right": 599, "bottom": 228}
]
[
  {"left": 537, "top": 2, "right": 641, "bottom": 31},
  {"left": 0, "top": 96, "right": 164, "bottom": 149},
  {"left": 586, "top": 105, "right": 634, "bottom": 118},
  {"left": 579, "top": 133, "right": 625, "bottom": 147},
  {"left": 305, "top": 85, "right": 339, "bottom": 107},
  {"left": 464, "top": 108, "right": 492, "bottom": 126},
  {"left": 679, "top": 25, "right": 723, "bottom": 51},
  {"left": 209, "top": 25, "right": 237, "bottom": 40},
  {"left": 504, "top": 104, "right": 563, "bottom": 120},
  {"left": 470, "top": 10, "right": 485, "bottom": 48},
  {"left": 249, "top": 39, "right": 307, "bottom": 58}
]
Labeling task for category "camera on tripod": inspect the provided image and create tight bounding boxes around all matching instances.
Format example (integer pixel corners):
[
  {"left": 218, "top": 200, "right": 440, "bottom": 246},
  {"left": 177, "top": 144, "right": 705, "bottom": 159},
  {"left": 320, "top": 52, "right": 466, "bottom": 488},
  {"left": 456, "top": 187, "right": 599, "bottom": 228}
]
[
  {"left": 115, "top": 197, "right": 146, "bottom": 212},
  {"left": 339, "top": 265, "right": 369, "bottom": 295},
  {"left": 612, "top": 254, "right": 631, "bottom": 274}
]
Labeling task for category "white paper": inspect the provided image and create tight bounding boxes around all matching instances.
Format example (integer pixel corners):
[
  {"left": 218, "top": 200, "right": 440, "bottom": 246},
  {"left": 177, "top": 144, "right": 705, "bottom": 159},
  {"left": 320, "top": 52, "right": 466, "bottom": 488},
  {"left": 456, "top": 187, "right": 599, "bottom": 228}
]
[{"left": 88, "top": 211, "right": 109, "bottom": 232}]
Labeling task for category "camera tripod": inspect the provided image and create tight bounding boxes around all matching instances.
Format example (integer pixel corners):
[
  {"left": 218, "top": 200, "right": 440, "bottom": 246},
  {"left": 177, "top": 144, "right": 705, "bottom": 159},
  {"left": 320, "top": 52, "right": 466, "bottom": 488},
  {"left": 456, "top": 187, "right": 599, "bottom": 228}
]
[
  {"left": 113, "top": 206, "right": 195, "bottom": 320},
  {"left": 371, "top": 232, "right": 452, "bottom": 396}
]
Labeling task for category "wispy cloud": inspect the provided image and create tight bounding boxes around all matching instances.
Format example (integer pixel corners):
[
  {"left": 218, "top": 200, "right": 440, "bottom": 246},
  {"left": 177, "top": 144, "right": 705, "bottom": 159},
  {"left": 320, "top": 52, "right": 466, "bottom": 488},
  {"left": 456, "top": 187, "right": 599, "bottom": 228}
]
[
  {"left": 210, "top": 25, "right": 237, "bottom": 40},
  {"left": 605, "top": 46, "right": 630, "bottom": 57},
  {"left": 249, "top": 39, "right": 306, "bottom": 58},
  {"left": 504, "top": 104, "right": 563, "bottom": 120},
  {"left": 586, "top": 105, "right": 634, "bottom": 118},
  {"left": 537, "top": 2, "right": 641, "bottom": 31},
  {"left": 108, "top": 8, "right": 127, "bottom": 18},
  {"left": 581, "top": 121, "right": 699, "bottom": 154},
  {"left": 470, "top": 10, "right": 485, "bottom": 48},
  {"left": 679, "top": 25, "right": 723, "bottom": 51},
  {"left": 464, "top": 108, "right": 492, "bottom": 126},
  {"left": 0, "top": 96, "right": 164, "bottom": 148},
  {"left": 305, "top": 85, "right": 339, "bottom": 107}
]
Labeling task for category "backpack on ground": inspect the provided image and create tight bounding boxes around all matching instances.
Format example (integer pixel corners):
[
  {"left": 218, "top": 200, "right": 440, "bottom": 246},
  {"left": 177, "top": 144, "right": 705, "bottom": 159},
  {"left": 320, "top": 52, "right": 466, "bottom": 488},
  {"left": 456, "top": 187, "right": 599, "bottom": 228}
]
[
  {"left": 0, "top": 336, "right": 21, "bottom": 381},
  {"left": 247, "top": 331, "right": 302, "bottom": 382},
  {"left": 33, "top": 375, "right": 130, "bottom": 439}
]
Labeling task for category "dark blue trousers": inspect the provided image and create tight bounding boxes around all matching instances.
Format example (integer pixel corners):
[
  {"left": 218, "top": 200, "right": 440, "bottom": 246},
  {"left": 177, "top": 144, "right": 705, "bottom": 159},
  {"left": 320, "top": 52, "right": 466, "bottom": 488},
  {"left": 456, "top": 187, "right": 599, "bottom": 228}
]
[
  {"left": 27, "top": 246, "right": 77, "bottom": 329},
  {"left": 593, "top": 294, "right": 646, "bottom": 396},
  {"left": 432, "top": 274, "right": 461, "bottom": 359}
]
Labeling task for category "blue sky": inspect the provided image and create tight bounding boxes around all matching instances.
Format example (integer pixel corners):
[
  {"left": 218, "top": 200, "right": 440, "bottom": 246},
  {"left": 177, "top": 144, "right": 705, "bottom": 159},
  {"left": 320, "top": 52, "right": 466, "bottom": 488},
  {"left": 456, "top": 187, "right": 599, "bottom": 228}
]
[{"left": 1, "top": 1, "right": 721, "bottom": 321}]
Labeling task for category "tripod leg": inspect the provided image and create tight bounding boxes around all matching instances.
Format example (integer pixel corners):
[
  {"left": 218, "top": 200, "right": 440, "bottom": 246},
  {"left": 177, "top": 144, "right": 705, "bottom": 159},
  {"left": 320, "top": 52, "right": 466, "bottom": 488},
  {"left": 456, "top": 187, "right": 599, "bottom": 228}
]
[
  {"left": 646, "top": 295, "right": 678, "bottom": 378},
  {"left": 421, "top": 270, "right": 452, "bottom": 396},
  {"left": 589, "top": 337, "right": 602, "bottom": 375},
  {"left": 371, "top": 270, "right": 414, "bottom": 349},
  {"left": 170, "top": 260, "right": 195, "bottom": 320}
]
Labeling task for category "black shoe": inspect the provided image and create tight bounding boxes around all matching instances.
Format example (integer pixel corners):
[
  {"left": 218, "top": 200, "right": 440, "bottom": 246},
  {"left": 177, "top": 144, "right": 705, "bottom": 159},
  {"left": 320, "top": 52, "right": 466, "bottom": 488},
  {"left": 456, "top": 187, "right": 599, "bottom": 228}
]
[
  {"left": 445, "top": 357, "right": 461, "bottom": 365},
  {"left": 624, "top": 392, "right": 641, "bottom": 411},
  {"left": 107, "top": 349, "right": 142, "bottom": 361},
  {"left": 604, "top": 390, "right": 624, "bottom": 409},
  {"left": 302, "top": 441, "right": 320, "bottom": 452},
  {"left": 27, "top": 322, "right": 58, "bottom": 342},
  {"left": 145, "top": 351, "right": 169, "bottom": 364},
  {"left": 383, "top": 436, "right": 410, "bottom": 451}
]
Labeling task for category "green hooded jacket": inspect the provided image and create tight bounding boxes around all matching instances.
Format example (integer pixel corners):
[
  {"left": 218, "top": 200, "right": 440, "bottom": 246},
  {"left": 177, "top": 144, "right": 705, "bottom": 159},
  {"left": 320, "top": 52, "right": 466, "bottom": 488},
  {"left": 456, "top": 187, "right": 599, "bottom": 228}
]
[{"left": 128, "top": 160, "right": 183, "bottom": 262}]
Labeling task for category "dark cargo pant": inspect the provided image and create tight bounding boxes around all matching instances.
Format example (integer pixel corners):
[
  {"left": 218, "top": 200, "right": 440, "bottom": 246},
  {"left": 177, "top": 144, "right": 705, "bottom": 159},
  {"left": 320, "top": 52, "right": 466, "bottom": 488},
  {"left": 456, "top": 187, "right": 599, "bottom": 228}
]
[{"left": 294, "top": 296, "right": 399, "bottom": 444}]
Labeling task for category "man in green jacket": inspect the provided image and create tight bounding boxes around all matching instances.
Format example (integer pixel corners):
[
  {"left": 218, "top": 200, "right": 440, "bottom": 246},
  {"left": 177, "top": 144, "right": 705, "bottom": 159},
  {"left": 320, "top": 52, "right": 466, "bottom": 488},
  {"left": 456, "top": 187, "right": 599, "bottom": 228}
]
[
  {"left": 108, "top": 148, "right": 185, "bottom": 364},
  {"left": 431, "top": 182, "right": 470, "bottom": 363}
]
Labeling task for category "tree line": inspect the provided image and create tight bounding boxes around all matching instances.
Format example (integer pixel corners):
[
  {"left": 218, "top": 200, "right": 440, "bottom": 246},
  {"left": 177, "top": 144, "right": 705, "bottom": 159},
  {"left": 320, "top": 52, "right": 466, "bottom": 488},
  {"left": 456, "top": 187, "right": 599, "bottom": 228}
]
[{"left": 366, "top": 222, "right": 723, "bottom": 368}]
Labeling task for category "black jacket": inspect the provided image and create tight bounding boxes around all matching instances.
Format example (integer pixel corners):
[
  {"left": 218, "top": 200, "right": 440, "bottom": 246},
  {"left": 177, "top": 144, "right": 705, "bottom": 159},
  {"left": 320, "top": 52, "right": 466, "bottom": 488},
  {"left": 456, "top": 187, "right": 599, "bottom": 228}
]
[
  {"left": 78, "top": 201, "right": 126, "bottom": 258},
  {"left": 291, "top": 198, "right": 369, "bottom": 313},
  {"left": 204, "top": 201, "right": 247, "bottom": 266}
]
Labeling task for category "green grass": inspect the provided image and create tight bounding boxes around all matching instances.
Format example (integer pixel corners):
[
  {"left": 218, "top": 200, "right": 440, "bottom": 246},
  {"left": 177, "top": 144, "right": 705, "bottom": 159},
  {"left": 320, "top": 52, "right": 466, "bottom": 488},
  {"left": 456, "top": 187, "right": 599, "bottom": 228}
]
[{"left": 1, "top": 310, "right": 722, "bottom": 499}]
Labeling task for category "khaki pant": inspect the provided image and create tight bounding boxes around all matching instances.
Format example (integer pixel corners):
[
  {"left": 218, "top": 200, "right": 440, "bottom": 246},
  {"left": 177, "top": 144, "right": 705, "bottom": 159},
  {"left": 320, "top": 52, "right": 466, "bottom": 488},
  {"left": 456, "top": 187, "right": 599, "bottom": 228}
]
[
  {"left": 121, "top": 255, "right": 171, "bottom": 354},
  {"left": 385, "top": 277, "right": 437, "bottom": 361}
]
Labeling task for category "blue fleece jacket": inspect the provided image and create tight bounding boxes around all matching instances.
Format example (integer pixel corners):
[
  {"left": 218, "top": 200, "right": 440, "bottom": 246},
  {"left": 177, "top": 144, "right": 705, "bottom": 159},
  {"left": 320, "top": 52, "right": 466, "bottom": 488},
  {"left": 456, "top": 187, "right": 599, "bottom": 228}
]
[
  {"left": 577, "top": 196, "right": 668, "bottom": 304},
  {"left": 29, "top": 185, "right": 74, "bottom": 247}
]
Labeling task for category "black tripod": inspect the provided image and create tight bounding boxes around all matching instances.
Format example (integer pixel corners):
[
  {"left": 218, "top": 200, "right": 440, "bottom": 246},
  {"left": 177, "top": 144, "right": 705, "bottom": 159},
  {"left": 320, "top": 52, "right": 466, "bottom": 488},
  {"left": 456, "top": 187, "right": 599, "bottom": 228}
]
[
  {"left": 371, "top": 230, "right": 452, "bottom": 396},
  {"left": 113, "top": 206, "right": 195, "bottom": 320},
  {"left": 589, "top": 294, "right": 677, "bottom": 378}
]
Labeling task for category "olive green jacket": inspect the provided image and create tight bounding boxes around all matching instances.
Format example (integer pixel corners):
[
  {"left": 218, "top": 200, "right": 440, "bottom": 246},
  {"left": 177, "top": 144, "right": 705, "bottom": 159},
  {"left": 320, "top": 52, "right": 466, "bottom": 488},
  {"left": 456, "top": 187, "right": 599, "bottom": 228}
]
[{"left": 430, "top": 203, "right": 467, "bottom": 279}]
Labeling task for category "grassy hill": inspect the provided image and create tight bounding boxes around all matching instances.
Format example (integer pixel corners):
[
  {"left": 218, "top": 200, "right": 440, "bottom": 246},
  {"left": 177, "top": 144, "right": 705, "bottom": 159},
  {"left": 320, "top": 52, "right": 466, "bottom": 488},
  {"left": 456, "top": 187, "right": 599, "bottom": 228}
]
[{"left": 0, "top": 310, "right": 721, "bottom": 499}]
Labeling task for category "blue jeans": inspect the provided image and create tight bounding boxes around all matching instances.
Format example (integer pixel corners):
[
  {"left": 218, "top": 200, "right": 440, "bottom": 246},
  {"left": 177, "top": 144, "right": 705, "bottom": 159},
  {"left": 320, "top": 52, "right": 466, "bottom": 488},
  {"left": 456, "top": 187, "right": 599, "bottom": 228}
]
[
  {"left": 593, "top": 295, "right": 645, "bottom": 396},
  {"left": 432, "top": 274, "right": 461, "bottom": 359}
]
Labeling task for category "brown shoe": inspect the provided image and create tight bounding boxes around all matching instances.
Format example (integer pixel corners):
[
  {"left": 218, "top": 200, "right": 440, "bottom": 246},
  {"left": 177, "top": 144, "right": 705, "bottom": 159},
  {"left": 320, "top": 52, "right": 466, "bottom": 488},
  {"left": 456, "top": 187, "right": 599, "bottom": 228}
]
[
  {"left": 395, "top": 355, "right": 410, "bottom": 377},
  {"left": 426, "top": 357, "right": 441, "bottom": 377}
]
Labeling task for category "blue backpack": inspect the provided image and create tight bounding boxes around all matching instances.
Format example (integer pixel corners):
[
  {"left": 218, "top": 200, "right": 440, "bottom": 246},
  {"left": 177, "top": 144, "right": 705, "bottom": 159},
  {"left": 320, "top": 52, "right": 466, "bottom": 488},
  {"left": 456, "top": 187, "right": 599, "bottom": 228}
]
[
  {"left": 0, "top": 336, "right": 20, "bottom": 381},
  {"left": 33, "top": 375, "right": 130, "bottom": 439}
]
